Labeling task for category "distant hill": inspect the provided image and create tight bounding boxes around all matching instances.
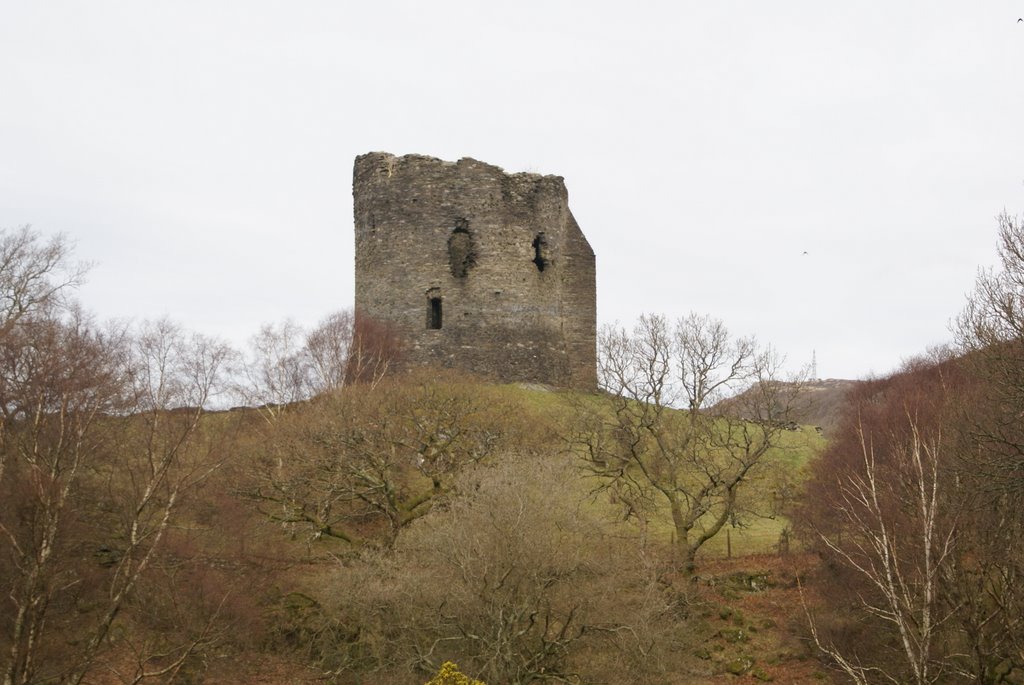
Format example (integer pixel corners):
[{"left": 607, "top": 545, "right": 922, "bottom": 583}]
[
  {"left": 791, "top": 378, "right": 860, "bottom": 436},
  {"left": 713, "top": 378, "right": 859, "bottom": 437}
]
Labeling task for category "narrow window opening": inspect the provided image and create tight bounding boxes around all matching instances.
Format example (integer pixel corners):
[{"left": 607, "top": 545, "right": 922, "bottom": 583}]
[
  {"left": 428, "top": 297, "right": 443, "bottom": 329},
  {"left": 532, "top": 233, "right": 548, "bottom": 272}
]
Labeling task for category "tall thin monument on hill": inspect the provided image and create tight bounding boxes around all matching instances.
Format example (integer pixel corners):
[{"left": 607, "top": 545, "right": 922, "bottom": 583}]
[{"left": 352, "top": 152, "right": 597, "bottom": 390}]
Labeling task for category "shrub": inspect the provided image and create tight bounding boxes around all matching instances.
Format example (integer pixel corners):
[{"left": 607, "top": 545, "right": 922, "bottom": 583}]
[{"left": 425, "top": 661, "right": 486, "bottom": 685}]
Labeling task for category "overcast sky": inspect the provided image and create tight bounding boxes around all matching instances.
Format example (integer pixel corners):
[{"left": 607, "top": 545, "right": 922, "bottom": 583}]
[{"left": 2, "top": 2, "right": 1022, "bottom": 380}]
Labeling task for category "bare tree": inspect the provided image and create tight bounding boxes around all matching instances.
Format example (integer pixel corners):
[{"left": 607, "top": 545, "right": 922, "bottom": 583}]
[
  {"left": 328, "top": 456, "right": 686, "bottom": 685},
  {"left": 0, "top": 312, "right": 125, "bottom": 685},
  {"left": 242, "top": 319, "right": 311, "bottom": 421},
  {"left": 950, "top": 211, "right": 1024, "bottom": 679},
  {"left": 0, "top": 314, "right": 237, "bottom": 684},
  {"left": 575, "top": 313, "right": 802, "bottom": 572},
  {"left": 305, "top": 310, "right": 355, "bottom": 394},
  {"left": 804, "top": 420, "right": 959, "bottom": 685},
  {"left": 305, "top": 309, "right": 399, "bottom": 393},
  {"left": 0, "top": 227, "right": 87, "bottom": 488},
  {"left": 245, "top": 369, "right": 532, "bottom": 549},
  {"left": 344, "top": 310, "right": 401, "bottom": 388},
  {"left": 0, "top": 227, "right": 100, "bottom": 685},
  {"left": 0, "top": 226, "right": 86, "bottom": 334},
  {"left": 792, "top": 352, "right": 1024, "bottom": 684},
  {"left": 957, "top": 212, "right": 1024, "bottom": 347},
  {"left": 242, "top": 310, "right": 400, "bottom": 422},
  {"left": 955, "top": 211, "right": 1024, "bottom": 496},
  {"left": 67, "top": 320, "right": 236, "bottom": 683}
]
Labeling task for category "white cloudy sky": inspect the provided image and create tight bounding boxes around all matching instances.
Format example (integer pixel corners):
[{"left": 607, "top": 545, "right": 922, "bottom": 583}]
[{"left": 2, "top": 2, "right": 1022, "bottom": 380}]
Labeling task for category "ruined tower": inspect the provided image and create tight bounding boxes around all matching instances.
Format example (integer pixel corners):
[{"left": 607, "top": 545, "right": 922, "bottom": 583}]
[{"left": 353, "top": 152, "right": 596, "bottom": 390}]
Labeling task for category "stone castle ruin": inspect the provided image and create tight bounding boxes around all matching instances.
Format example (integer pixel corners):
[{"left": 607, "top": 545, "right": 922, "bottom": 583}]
[{"left": 353, "top": 152, "right": 597, "bottom": 389}]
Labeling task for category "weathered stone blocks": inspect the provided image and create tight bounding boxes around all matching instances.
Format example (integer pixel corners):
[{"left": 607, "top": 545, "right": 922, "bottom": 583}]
[{"left": 353, "top": 152, "right": 596, "bottom": 389}]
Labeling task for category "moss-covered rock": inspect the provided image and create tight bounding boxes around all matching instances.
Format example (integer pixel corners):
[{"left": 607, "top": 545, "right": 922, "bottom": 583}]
[
  {"left": 718, "top": 627, "right": 749, "bottom": 644},
  {"left": 725, "top": 656, "right": 754, "bottom": 675}
]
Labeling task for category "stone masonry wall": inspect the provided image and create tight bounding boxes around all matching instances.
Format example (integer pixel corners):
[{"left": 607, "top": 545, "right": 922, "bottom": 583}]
[{"left": 353, "top": 152, "right": 597, "bottom": 390}]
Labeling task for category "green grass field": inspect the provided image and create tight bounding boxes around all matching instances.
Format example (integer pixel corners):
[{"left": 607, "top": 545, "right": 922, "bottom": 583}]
[{"left": 495, "top": 382, "right": 826, "bottom": 561}]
